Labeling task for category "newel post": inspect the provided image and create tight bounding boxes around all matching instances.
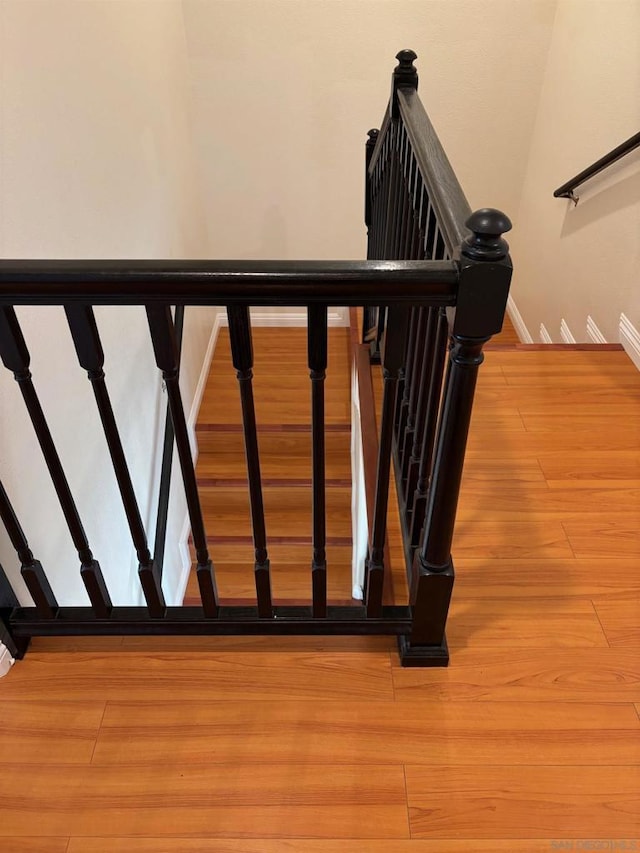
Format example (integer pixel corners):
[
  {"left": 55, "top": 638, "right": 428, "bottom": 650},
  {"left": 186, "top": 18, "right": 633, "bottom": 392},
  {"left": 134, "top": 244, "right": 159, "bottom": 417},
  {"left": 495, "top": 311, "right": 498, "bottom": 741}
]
[
  {"left": 391, "top": 49, "right": 418, "bottom": 119},
  {"left": 400, "top": 208, "right": 513, "bottom": 665}
]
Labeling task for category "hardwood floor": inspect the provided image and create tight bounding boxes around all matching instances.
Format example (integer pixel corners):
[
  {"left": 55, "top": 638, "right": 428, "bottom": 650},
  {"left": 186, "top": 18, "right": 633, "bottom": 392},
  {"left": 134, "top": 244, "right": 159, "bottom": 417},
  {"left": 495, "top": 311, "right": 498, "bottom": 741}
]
[{"left": 1, "top": 323, "right": 639, "bottom": 850}]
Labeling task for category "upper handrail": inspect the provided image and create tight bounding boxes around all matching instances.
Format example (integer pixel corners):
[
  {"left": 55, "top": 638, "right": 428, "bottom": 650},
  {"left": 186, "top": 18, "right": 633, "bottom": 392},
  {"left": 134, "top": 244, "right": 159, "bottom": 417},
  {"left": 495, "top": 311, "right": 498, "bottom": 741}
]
[
  {"left": 397, "top": 89, "right": 471, "bottom": 254},
  {"left": 553, "top": 130, "right": 640, "bottom": 203},
  {"left": 367, "top": 50, "right": 472, "bottom": 257},
  {"left": 0, "top": 259, "right": 458, "bottom": 305}
]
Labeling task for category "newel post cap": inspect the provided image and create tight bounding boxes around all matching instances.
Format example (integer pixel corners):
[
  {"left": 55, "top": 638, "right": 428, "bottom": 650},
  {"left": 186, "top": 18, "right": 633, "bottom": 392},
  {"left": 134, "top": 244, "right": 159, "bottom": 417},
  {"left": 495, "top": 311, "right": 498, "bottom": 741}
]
[
  {"left": 392, "top": 49, "right": 418, "bottom": 118},
  {"left": 462, "top": 208, "right": 512, "bottom": 261}
]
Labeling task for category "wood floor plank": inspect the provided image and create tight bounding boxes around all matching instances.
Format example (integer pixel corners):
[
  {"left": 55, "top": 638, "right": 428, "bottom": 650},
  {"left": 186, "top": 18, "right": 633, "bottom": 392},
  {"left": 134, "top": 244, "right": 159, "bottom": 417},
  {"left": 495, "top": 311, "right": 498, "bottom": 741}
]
[
  {"left": 0, "top": 651, "right": 393, "bottom": 701},
  {"left": 405, "top": 765, "right": 640, "bottom": 838},
  {"left": 446, "top": 597, "right": 608, "bottom": 648},
  {"left": 67, "top": 838, "right": 580, "bottom": 852},
  {"left": 0, "top": 764, "right": 408, "bottom": 838},
  {"left": 456, "top": 486, "right": 640, "bottom": 520},
  {"left": 119, "top": 635, "right": 394, "bottom": 653},
  {"left": 92, "top": 700, "right": 639, "bottom": 767},
  {"left": 563, "top": 519, "right": 640, "bottom": 558},
  {"left": 537, "top": 449, "right": 640, "bottom": 481},
  {"left": 450, "top": 521, "right": 574, "bottom": 559},
  {"left": 0, "top": 701, "right": 104, "bottom": 764},
  {"left": 452, "top": 558, "right": 640, "bottom": 599},
  {"left": 392, "top": 647, "right": 640, "bottom": 701},
  {"left": 593, "top": 594, "right": 640, "bottom": 646},
  {"left": 0, "top": 841, "right": 69, "bottom": 852}
]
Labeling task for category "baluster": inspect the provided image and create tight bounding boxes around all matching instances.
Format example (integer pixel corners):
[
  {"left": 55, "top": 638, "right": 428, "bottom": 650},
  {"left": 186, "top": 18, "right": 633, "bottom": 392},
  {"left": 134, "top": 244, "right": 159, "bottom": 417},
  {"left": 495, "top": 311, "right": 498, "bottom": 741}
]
[
  {"left": 64, "top": 304, "right": 163, "bottom": 617},
  {"left": 364, "top": 128, "right": 380, "bottom": 347},
  {"left": 146, "top": 304, "right": 218, "bottom": 617},
  {"left": 365, "top": 128, "right": 379, "bottom": 256},
  {"left": 366, "top": 305, "right": 409, "bottom": 617},
  {"left": 399, "top": 307, "right": 429, "bottom": 478},
  {"left": 408, "top": 308, "right": 449, "bottom": 546},
  {"left": 0, "top": 307, "right": 111, "bottom": 618},
  {"left": 424, "top": 205, "right": 437, "bottom": 259},
  {"left": 383, "top": 123, "right": 401, "bottom": 259},
  {"left": 402, "top": 307, "right": 437, "bottom": 485},
  {"left": 405, "top": 210, "right": 512, "bottom": 663},
  {"left": 414, "top": 183, "right": 428, "bottom": 260},
  {"left": 227, "top": 305, "right": 272, "bottom": 618},
  {"left": 0, "top": 478, "right": 57, "bottom": 618},
  {"left": 402, "top": 151, "right": 418, "bottom": 259},
  {"left": 153, "top": 305, "right": 185, "bottom": 576},
  {"left": 395, "top": 307, "right": 419, "bottom": 440},
  {"left": 308, "top": 305, "right": 328, "bottom": 617},
  {"left": 396, "top": 128, "right": 410, "bottom": 259}
]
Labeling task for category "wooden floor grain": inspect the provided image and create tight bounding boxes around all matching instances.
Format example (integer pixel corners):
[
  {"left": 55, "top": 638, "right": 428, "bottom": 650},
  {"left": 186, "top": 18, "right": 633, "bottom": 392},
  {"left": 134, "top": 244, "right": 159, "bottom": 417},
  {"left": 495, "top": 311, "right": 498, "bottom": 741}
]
[{"left": 1, "top": 325, "right": 639, "bottom": 848}]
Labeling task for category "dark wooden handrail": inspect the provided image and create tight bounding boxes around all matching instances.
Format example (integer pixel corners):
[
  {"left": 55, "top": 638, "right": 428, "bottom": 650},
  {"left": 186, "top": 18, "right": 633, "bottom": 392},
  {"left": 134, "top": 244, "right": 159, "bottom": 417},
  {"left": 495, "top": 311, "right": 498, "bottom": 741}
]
[
  {"left": 554, "top": 130, "right": 640, "bottom": 203},
  {"left": 0, "top": 259, "right": 458, "bottom": 305},
  {"left": 397, "top": 89, "right": 471, "bottom": 254}
]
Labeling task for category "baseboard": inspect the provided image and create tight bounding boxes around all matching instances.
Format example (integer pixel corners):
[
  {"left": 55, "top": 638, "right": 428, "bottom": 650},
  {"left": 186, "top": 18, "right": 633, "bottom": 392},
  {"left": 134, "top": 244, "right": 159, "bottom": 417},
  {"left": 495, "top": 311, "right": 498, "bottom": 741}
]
[
  {"left": 506, "top": 295, "right": 533, "bottom": 343},
  {"left": 539, "top": 323, "right": 553, "bottom": 344},
  {"left": 587, "top": 315, "right": 607, "bottom": 344},
  {"left": 221, "top": 308, "right": 349, "bottom": 328},
  {"left": 0, "top": 642, "right": 15, "bottom": 677},
  {"left": 559, "top": 318, "right": 576, "bottom": 344},
  {"left": 619, "top": 313, "right": 640, "bottom": 371}
]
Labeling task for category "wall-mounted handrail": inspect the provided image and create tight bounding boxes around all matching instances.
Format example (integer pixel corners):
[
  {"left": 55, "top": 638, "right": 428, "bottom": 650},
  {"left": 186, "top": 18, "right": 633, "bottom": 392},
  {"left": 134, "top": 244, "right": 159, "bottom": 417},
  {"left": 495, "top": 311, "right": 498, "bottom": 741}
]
[{"left": 553, "top": 130, "right": 640, "bottom": 203}]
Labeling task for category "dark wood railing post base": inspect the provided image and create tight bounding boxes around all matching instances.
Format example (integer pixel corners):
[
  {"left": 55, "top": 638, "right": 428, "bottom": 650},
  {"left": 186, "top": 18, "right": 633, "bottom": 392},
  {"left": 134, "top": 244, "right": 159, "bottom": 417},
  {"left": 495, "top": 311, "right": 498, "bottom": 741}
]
[
  {"left": 397, "top": 633, "right": 449, "bottom": 667},
  {"left": 399, "top": 554, "right": 454, "bottom": 666}
]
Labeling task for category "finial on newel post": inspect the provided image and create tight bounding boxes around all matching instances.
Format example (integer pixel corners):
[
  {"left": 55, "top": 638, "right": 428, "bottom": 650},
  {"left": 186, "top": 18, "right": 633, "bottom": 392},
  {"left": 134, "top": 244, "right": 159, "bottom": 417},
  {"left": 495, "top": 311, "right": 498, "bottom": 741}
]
[
  {"left": 392, "top": 49, "right": 418, "bottom": 119},
  {"left": 462, "top": 208, "right": 512, "bottom": 261}
]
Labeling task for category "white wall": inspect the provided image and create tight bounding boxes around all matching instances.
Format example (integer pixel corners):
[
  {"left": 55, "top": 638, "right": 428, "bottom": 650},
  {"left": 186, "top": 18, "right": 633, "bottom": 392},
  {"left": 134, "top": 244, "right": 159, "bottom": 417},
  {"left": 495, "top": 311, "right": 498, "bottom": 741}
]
[
  {"left": 509, "top": 0, "right": 640, "bottom": 345},
  {"left": 183, "top": 0, "right": 557, "bottom": 261},
  {"left": 0, "top": 1, "right": 215, "bottom": 606}
]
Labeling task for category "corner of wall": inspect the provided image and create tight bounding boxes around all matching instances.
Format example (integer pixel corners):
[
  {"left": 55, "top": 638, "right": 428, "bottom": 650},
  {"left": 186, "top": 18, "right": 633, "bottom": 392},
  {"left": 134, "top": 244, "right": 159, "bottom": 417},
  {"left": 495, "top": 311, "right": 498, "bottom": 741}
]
[{"left": 507, "top": 295, "right": 534, "bottom": 343}]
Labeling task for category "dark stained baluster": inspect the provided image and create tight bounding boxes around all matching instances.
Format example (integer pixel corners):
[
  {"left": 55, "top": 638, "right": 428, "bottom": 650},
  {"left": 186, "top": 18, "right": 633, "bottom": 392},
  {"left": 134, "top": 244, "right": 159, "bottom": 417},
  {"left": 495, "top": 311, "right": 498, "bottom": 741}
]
[
  {"left": 383, "top": 123, "right": 401, "bottom": 259},
  {"left": 64, "top": 304, "right": 164, "bottom": 617},
  {"left": 364, "top": 128, "right": 380, "bottom": 346},
  {"left": 405, "top": 160, "right": 418, "bottom": 260},
  {"left": 396, "top": 129, "right": 410, "bottom": 259},
  {"left": 153, "top": 304, "right": 185, "bottom": 577},
  {"left": 227, "top": 305, "right": 272, "bottom": 618},
  {"left": 308, "top": 305, "right": 328, "bottom": 617},
  {"left": 146, "top": 304, "right": 218, "bottom": 618},
  {"left": 0, "top": 478, "right": 57, "bottom": 618},
  {"left": 414, "top": 183, "right": 428, "bottom": 260},
  {"left": 366, "top": 305, "right": 409, "bottom": 618},
  {"left": 409, "top": 308, "right": 449, "bottom": 547},
  {"left": 0, "top": 307, "right": 111, "bottom": 618},
  {"left": 407, "top": 210, "right": 512, "bottom": 660},
  {"left": 395, "top": 306, "right": 420, "bottom": 440},
  {"left": 424, "top": 205, "right": 437, "bottom": 259},
  {"left": 399, "top": 307, "right": 429, "bottom": 478},
  {"left": 365, "top": 128, "right": 379, "bottom": 256}
]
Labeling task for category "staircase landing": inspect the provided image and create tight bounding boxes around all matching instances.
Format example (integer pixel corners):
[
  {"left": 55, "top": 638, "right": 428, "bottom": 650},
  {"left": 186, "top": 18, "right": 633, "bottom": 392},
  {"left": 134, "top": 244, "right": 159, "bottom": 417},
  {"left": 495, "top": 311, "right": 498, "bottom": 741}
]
[{"left": 1, "top": 327, "right": 638, "bottom": 848}]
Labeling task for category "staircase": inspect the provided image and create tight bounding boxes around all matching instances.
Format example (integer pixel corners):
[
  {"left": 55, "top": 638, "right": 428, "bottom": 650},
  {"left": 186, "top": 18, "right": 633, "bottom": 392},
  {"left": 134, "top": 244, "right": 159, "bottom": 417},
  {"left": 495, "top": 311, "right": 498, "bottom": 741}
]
[{"left": 185, "top": 313, "right": 640, "bottom": 645}]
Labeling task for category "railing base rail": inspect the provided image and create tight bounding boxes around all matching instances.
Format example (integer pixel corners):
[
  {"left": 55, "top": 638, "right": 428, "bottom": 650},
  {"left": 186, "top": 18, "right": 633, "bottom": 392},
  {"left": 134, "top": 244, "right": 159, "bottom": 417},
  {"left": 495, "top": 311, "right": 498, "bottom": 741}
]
[{"left": 8, "top": 604, "right": 413, "bottom": 646}]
